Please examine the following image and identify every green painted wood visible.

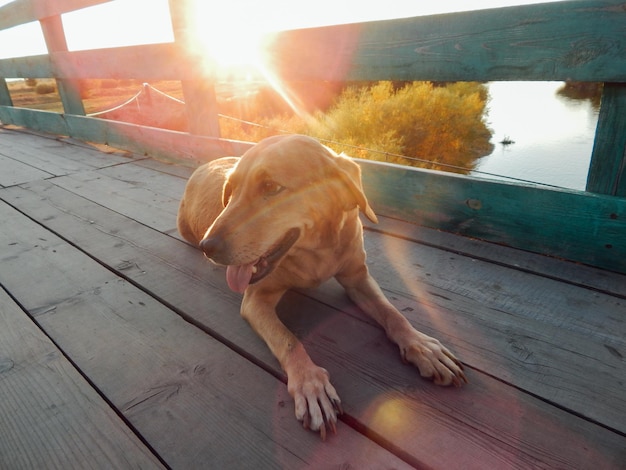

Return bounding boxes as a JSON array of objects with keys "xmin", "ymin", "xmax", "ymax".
[
  {"xmin": 51, "ymin": 44, "xmax": 190, "ymax": 80},
  {"xmin": 0, "ymin": 106, "xmax": 70, "ymax": 135},
  {"xmin": 2, "ymin": 2, "xmax": 625, "ymax": 83},
  {"xmin": 168, "ymin": 0, "xmax": 220, "ymax": 137},
  {"xmin": 180, "ymin": 79, "xmax": 221, "ymax": 137},
  {"xmin": 0, "ymin": 106, "xmax": 253, "ymax": 159},
  {"xmin": 40, "ymin": 14, "xmax": 85, "ymax": 115},
  {"xmin": 2, "ymin": 104, "xmax": 624, "ymax": 273},
  {"xmin": 362, "ymin": 215, "xmax": 626, "ymax": 298},
  {"xmin": 267, "ymin": 0, "xmax": 626, "ymax": 82},
  {"xmin": 586, "ymin": 83, "xmax": 626, "ymax": 196},
  {"xmin": 0, "ymin": 55, "xmax": 51, "ymax": 79},
  {"xmin": 0, "ymin": 79, "xmax": 12, "ymax": 106},
  {"xmin": 358, "ymin": 159, "xmax": 626, "ymax": 274}
]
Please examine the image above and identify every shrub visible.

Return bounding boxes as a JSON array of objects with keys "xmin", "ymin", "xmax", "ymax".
[
  {"xmin": 219, "ymin": 81, "xmax": 494, "ymax": 172},
  {"xmin": 35, "ymin": 83, "xmax": 56, "ymax": 95},
  {"xmin": 309, "ymin": 81, "xmax": 493, "ymax": 171}
]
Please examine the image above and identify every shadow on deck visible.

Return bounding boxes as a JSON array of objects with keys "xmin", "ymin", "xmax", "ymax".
[{"xmin": 1, "ymin": 126, "xmax": 624, "ymax": 469}]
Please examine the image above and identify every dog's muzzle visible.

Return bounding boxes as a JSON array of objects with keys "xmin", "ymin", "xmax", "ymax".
[
  {"xmin": 199, "ymin": 228, "xmax": 300, "ymax": 293},
  {"xmin": 199, "ymin": 234, "xmax": 226, "ymax": 262}
]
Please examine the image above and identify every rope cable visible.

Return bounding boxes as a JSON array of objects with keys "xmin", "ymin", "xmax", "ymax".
[{"xmin": 88, "ymin": 83, "xmax": 560, "ymax": 189}]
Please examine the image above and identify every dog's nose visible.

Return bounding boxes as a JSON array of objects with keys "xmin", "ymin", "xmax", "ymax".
[{"xmin": 199, "ymin": 235, "xmax": 224, "ymax": 259}]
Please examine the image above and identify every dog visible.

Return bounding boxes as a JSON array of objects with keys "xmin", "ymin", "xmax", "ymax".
[{"xmin": 177, "ymin": 134, "xmax": 467, "ymax": 439}]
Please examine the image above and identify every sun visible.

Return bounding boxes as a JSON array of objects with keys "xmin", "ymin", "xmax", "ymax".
[
  {"xmin": 182, "ymin": 1, "xmax": 310, "ymax": 118},
  {"xmin": 186, "ymin": 2, "xmax": 267, "ymax": 70}
]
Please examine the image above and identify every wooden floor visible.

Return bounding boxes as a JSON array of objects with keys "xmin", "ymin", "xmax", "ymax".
[{"xmin": 1, "ymin": 126, "xmax": 625, "ymax": 470}]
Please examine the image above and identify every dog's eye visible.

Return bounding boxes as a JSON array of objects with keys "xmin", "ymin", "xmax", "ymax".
[{"xmin": 261, "ymin": 180, "xmax": 285, "ymax": 196}]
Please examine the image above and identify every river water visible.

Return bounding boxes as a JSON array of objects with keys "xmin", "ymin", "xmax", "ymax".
[{"xmin": 471, "ymin": 82, "xmax": 600, "ymax": 191}]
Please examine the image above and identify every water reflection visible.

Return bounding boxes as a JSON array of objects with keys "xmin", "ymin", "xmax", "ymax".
[{"xmin": 472, "ymin": 82, "xmax": 600, "ymax": 191}]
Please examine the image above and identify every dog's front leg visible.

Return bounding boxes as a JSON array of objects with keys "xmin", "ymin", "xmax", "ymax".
[
  {"xmin": 337, "ymin": 267, "xmax": 467, "ymax": 387},
  {"xmin": 241, "ymin": 287, "xmax": 343, "ymax": 440}
]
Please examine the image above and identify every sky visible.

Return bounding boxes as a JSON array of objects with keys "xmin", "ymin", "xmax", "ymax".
[{"xmin": 0, "ymin": 0, "xmax": 564, "ymax": 62}]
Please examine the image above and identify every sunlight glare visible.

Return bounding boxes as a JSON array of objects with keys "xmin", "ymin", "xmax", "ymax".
[
  {"xmin": 366, "ymin": 395, "xmax": 416, "ymax": 437},
  {"xmin": 0, "ymin": 22, "xmax": 46, "ymax": 60},
  {"xmin": 187, "ymin": 2, "xmax": 267, "ymax": 69},
  {"xmin": 62, "ymin": 0, "xmax": 173, "ymax": 51}
]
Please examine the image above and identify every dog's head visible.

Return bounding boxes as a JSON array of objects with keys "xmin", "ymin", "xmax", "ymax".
[{"xmin": 200, "ymin": 134, "xmax": 377, "ymax": 293}]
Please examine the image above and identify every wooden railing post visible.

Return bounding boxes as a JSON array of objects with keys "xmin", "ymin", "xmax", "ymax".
[
  {"xmin": 586, "ymin": 83, "xmax": 626, "ymax": 197},
  {"xmin": 39, "ymin": 15, "xmax": 85, "ymax": 116},
  {"xmin": 168, "ymin": 0, "xmax": 221, "ymax": 137},
  {"xmin": 0, "ymin": 79, "xmax": 12, "ymax": 106}
]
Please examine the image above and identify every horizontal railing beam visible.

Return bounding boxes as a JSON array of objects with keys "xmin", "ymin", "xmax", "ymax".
[
  {"xmin": 266, "ymin": 0, "xmax": 626, "ymax": 82},
  {"xmin": 0, "ymin": 106, "xmax": 252, "ymax": 160},
  {"xmin": 0, "ymin": 44, "xmax": 191, "ymax": 80},
  {"xmin": 2, "ymin": 1, "xmax": 624, "ymax": 84}
]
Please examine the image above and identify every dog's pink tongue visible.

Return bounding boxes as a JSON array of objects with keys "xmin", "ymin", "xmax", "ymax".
[{"xmin": 226, "ymin": 264, "xmax": 254, "ymax": 294}]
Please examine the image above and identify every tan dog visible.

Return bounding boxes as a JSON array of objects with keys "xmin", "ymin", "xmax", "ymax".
[{"xmin": 178, "ymin": 135, "xmax": 466, "ymax": 439}]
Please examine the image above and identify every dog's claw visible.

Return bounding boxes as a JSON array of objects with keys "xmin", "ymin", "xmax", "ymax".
[
  {"xmin": 289, "ymin": 363, "xmax": 342, "ymax": 440},
  {"xmin": 328, "ymin": 417, "xmax": 337, "ymax": 436},
  {"xmin": 402, "ymin": 333, "xmax": 468, "ymax": 387},
  {"xmin": 332, "ymin": 398, "xmax": 344, "ymax": 416}
]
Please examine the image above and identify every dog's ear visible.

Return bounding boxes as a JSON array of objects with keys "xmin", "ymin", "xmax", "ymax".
[
  {"xmin": 222, "ymin": 180, "xmax": 233, "ymax": 207},
  {"xmin": 334, "ymin": 154, "xmax": 378, "ymax": 223}
]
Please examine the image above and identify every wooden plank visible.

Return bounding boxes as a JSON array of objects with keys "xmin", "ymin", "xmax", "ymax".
[
  {"xmin": 0, "ymin": 107, "xmax": 70, "ymax": 136},
  {"xmin": 311, "ymin": 233, "xmax": 626, "ymax": 430},
  {"xmin": 267, "ymin": 0, "xmax": 626, "ymax": 82},
  {"xmin": 363, "ymin": 216, "xmax": 626, "ymax": 299},
  {"xmin": 4, "ymin": 127, "xmax": 621, "ymax": 296},
  {"xmin": 0, "ymin": 127, "xmax": 132, "ymax": 175},
  {"xmin": 51, "ymin": 167, "xmax": 183, "ymax": 232},
  {"xmin": 0, "ymin": 153, "xmax": 53, "ymax": 187},
  {"xmin": 3, "ymin": 2, "xmax": 625, "ymax": 83},
  {"xmin": 168, "ymin": 0, "xmax": 221, "ymax": 137},
  {"xmin": 132, "ymin": 156, "xmax": 195, "ymax": 178},
  {"xmin": 31, "ymin": 159, "xmax": 626, "ymax": 430},
  {"xmin": 358, "ymin": 158, "xmax": 626, "ymax": 274},
  {"xmin": 0, "ymin": 199, "xmax": 413, "ymax": 470},
  {"xmin": 586, "ymin": 83, "xmax": 626, "ymax": 196},
  {"xmin": 12, "ymin": 176, "xmax": 626, "ymax": 434},
  {"xmin": 40, "ymin": 14, "xmax": 85, "ymax": 115},
  {"xmin": 0, "ymin": 109, "xmax": 253, "ymax": 161},
  {"xmin": 3, "ymin": 106, "xmax": 625, "ymax": 273},
  {"xmin": 0, "ymin": 78, "xmax": 12, "ymax": 106},
  {"xmin": 0, "ymin": 55, "xmax": 52, "ymax": 79},
  {"xmin": 4, "ymin": 178, "xmax": 625, "ymax": 468},
  {"xmin": 0, "ymin": 288, "xmax": 164, "ymax": 469},
  {"xmin": 0, "ymin": 44, "xmax": 189, "ymax": 80},
  {"xmin": 51, "ymin": 44, "xmax": 191, "ymax": 80}
]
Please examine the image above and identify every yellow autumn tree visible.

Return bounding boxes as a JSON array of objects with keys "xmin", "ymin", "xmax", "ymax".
[
  {"xmin": 219, "ymin": 81, "xmax": 493, "ymax": 173},
  {"xmin": 308, "ymin": 81, "xmax": 493, "ymax": 172}
]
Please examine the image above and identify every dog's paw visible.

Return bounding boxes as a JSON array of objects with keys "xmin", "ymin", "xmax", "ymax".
[
  {"xmin": 401, "ymin": 332, "xmax": 468, "ymax": 387},
  {"xmin": 287, "ymin": 364, "xmax": 343, "ymax": 440}
]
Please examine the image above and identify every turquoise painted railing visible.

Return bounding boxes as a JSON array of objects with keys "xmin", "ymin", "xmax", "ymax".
[{"xmin": 0, "ymin": 0, "xmax": 625, "ymax": 273}]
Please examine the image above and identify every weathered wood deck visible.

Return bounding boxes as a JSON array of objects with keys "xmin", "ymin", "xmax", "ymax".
[{"xmin": 1, "ymin": 125, "xmax": 625, "ymax": 469}]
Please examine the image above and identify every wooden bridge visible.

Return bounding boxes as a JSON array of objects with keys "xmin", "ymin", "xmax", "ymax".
[{"xmin": 1, "ymin": 0, "xmax": 625, "ymax": 468}]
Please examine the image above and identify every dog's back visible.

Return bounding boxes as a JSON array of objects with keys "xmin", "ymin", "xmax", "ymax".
[{"xmin": 177, "ymin": 157, "xmax": 239, "ymax": 246}]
